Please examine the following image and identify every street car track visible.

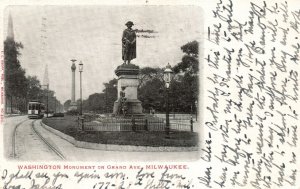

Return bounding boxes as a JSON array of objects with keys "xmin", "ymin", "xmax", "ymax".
[
  {"xmin": 12, "ymin": 119, "xmax": 28, "ymax": 158},
  {"xmin": 12, "ymin": 119, "xmax": 65, "ymax": 160},
  {"xmin": 31, "ymin": 120, "xmax": 66, "ymax": 160}
]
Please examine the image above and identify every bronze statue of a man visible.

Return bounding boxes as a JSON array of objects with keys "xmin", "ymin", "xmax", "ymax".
[{"xmin": 122, "ymin": 21, "xmax": 136, "ymax": 64}]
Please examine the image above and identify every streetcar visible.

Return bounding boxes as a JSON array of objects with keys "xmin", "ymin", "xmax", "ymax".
[{"xmin": 28, "ymin": 101, "xmax": 45, "ymax": 119}]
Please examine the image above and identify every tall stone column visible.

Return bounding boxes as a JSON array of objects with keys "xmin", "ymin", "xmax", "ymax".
[{"xmin": 69, "ymin": 60, "xmax": 77, "ymax": 110}]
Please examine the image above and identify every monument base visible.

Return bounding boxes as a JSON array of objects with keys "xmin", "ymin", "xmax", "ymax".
[
  {"xmin": 113, "ymin": 63, "xmax": 143, "ymax": 116},
  {"xmin": 113, "ymin": 99, "xmax": 143, "ymax": 116},
  {"xmin": 68, "ymin": 102, "xmax": 77, "ymax": 111}
]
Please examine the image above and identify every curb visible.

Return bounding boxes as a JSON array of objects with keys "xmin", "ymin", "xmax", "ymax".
[
  {"xmin": 5, "ymin": 114, "xmax": 26, "ymax": 118},
  {"xmin": 41, "ymin": 121, "xmax": 199, "ymax": 152}
]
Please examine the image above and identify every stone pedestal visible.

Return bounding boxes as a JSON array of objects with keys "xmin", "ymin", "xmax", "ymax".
[
  {"xmin": 68, "ymin": 102, "xmax": 77, "ymax": 111},
  {"xmin": 113, "ymin": 63, "xmax": 143, "ymax": 115}
]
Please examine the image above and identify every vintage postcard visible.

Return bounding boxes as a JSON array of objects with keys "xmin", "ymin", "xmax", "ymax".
[{"xmin": 0, "ymin": 0, "xmax": 299, "ymax": 188}]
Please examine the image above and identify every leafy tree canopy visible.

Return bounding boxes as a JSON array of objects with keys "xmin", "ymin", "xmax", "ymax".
[
  {"xmin": 4, "ymin": 39, "xmax": 27, "ymax": 98},
  {"xmin": 180, "ymin": 40, "xmax": 198, "ymax": 57}
]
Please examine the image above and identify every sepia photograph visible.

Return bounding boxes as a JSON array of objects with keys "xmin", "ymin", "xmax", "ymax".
[
  {"xmin": 1, "ymin": 0, "xmax": 299, "ymax": 188},
  {"xmin": 3, "ymin": 5, "xmax": 202, "ymax": 161}
]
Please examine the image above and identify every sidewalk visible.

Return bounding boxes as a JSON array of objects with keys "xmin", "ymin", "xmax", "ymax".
[{"xmin": 5, "ymin": 113, "xmax": 26, "ymax": 118}]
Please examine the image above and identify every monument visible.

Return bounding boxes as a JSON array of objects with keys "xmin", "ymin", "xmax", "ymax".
[
  {"xmin": 69, "ymin": 59, "xmax": 77, "ymax": 110},
  {"xmin": 113, "ymin": 21, "xmax": 143, "ymax": 116}
]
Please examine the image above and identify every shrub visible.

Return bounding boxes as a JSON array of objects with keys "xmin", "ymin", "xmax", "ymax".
[{"xmin": 66, "ymin": 109, "xmax": 79, "ymax": 116}]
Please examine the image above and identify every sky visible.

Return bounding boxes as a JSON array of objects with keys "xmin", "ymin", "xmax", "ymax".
[{"xmin": 5, "ymin": 5, "xmax": 202, "ymax": 103}]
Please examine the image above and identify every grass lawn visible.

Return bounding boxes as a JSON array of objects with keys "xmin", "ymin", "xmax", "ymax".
[{"xmin": 42, "ymin": 115, "xmax": 199, "ymax": 147}]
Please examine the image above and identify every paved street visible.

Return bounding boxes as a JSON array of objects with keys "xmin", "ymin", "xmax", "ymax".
[{"xmin": 4, "ymin": 116, "xmax": 200, "ymax": 161}]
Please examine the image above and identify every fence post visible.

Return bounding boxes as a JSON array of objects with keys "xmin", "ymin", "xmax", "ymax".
[
  {"xmin": 81, "ymin": 117, "xmax": 85, "ymax": 131},
  {"xmin": 77, "ymin": 116, "xmax": 80, "ymax": 131},
  {"xmin": 190, "ymin": 116, "xmax": 193, "ymax": 132},
  {"xmin": 144, "ymin": 118, "xmax": 148, "ymax": 131},
  {"xmin": 132, "ymin": 116, "xmax": 136, "ymax": 132}
]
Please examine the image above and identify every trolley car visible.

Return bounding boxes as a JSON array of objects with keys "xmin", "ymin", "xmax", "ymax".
[{"xmin": 28, "ymin": 101, "xmax": 45, "ymax": 119}]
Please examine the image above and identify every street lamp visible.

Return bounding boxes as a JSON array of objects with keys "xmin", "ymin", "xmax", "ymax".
[
  {"xmin": 54, "ymin": 96, "xmax": 56, "ymax": 113},
  {"xmin": 79, "ymin": 61, "xmax": 83, "ymax": 116},
  {"xmin": 163, "ymin": 63, "xmax": 173, "ymax": 138},
  {"xmin": 195, "ymin": 100, "xmax": 198, "ymax": 121}
]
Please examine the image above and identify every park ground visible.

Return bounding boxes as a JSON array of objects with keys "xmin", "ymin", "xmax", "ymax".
[
  {"xmin": 5, "ymin": 115, "xmax": 200, "ymax": 161},
  {"xmin": 42, "ymin": 114, "xmax": 199, "ymax": 147}
]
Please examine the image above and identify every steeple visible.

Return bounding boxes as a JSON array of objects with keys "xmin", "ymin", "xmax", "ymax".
[
  {"xmin": 7, "ymin": 12, "xmax": 14, "ymax": 40},
  {"xmin": 43, "ymin": 64, "xmax": 49, "ymax": 89}
]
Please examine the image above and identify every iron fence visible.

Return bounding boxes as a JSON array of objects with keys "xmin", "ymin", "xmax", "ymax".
[{"xmin": 78, "ymin": 115, "xmax": 194, "ymax": 132}]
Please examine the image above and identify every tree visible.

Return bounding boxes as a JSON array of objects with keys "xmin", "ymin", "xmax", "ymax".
[
  {"xmin": 4, "ymin": 39, "xmax": 27, "ymax": 97},
  {"xmin": 137, "ymin": 40, "xmax": 199, "ymax": 113},
  {"xmin": 84, "ymin": 93, "xmax": 106, "ymax": 113},
  {"xmin": 138, "ymin": 67, "xmax": 163, "ymax": 88},
  {"xmin": 138, "ymin": 77, "xmax": 165, "ymax": 112},
  {"xmin": 26, "ymin": 76, "xmax": 42, "ymax": 101},
  {"xmin": 4, "ymin": 38, "xmax": 27, "ymax": 113},
  {"xmin": 181, "ymin": 40, "xmax": 198, "ymax": 57},
  {"xmin": 76, "ymin": 79, "xmax": 117, "ymax": 114},
  {"xmin": 103, "ymin": 79, "xmax": 118, "ymax": 113},
  {"xmin": 171, "ymin": 40, "xmax": 199, "ymax": 113},
  {"xmin": 64, "ymin": 100, "xmax": 71, "ymax": 112},
  {"xmin": 173, "ymin": 40, "xmax": 199, "ymax": 74}
]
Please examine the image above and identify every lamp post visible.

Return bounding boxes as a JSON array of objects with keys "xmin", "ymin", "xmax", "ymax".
[
  {"xmin": 54, "ymin": 96, "xmax": 56, "ymax": 113},
  {"xmin": 79, "ymin": 61, "xmax": 83, "ymax": 116},
  {"xmin": 163, "ymin": 63, "xmax": 173, "ymax": 138},
  {"xmin": 105, "ymin": 86, "xmax": 108, "ymax": 113},
  {"xmin": 195, "ymin": 100, "xmax": 198, "ymax": 121},
  {"xmin": 78, "ymin": 61, "xmax": 84, "ymax": 132}
]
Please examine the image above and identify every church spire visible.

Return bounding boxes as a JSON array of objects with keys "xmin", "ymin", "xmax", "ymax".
[{"xmin": 7, "ymin": 12, "xmax": 14, "ymax": 40}]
